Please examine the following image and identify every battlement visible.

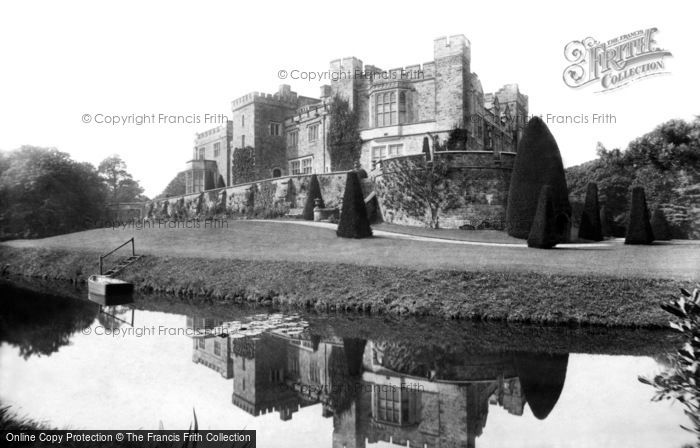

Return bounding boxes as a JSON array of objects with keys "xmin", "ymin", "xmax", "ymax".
[
  {"xmin": 283, "ymin": 102, "xmax": 329, "ymax": 127},
  {"xmin": 231, "ymin": 85, "xmax": 304, "ymax": 110},
  {"xmin": 195, "ymin": 121, "xmax": 232, "ymax": 141},
  {"xmin": 370, "ymin": 61, "xmax": 435, "ymax": 84},
  {"xmin": 434, "ymin": 34, "xmax": 471, "ymax": 59},
  {"xmin": 329, "ymin": 56, "xmax": 364, "ymax": 75},
  {"xmin": 495, "ymin": 84, "xmax": 529, "ymax": 105}
]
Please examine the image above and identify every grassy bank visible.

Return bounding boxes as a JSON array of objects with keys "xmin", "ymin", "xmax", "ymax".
[
  {"xmin": 3, "ymin": 221, "xmax": 699, "ymax": 279},
  {"xmin": 0, "ymin": 245, "xmax": 691, "ymax": 327}
]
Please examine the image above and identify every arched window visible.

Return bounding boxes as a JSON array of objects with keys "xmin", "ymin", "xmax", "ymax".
[{"xmin": 272, "ymin": 168, "xmax": 282, "ymax": 178}]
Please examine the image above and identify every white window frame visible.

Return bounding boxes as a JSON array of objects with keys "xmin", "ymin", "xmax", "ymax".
[
  {"xmin": 289, "ymin": 156, "xmax": 313, "ymax": 175},
  {"xmin": 213, "ymin": 142, "xmax": 221, "ymax": 157}
]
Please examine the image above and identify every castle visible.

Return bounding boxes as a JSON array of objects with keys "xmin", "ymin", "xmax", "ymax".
[
  {"xmin": 184, "ymin": 35, "xmax": 528, "ymax": 195},
  {"xmin": 188, "ymin": 315, "xmax": 567, "ymax": 448}
]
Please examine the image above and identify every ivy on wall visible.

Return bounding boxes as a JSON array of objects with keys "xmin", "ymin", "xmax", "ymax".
[
  {"xmin": 376, "ymin": 156, "xmax": 462, "ymax": 229},
  {"xmin": 232, "ymin": 146, "xmax": 256, "ymax": 184},
  {"xmin": 328, "ymin": 95, "xmax": 362, "ymax": 171}
]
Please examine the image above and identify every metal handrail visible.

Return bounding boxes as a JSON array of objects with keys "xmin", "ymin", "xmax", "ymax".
[{"xmin": 99, "ymin": 238, "xmax": 135, "ymax": 275}]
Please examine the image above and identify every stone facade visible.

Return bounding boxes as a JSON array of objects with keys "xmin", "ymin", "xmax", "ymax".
[
  {"xmin": 185, "ymin": 34, "xmax": 527, "ymax": 186},
  {"xmin": 186, "ymin": 122, "xmax": 232, "ymax": 194},
  {"xmin": 177, "ymin": 34, "xmax": 529, "ymax": 228}
]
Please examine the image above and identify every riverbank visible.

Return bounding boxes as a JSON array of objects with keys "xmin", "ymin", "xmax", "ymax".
[{"xmin": 0, "ymin": 242, "xmax": 692, "ymax": 327}]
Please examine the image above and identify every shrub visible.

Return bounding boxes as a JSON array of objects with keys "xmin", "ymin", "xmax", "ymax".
[
  {"xmin": 506, "ymin": 117, "xmax": 571, "ymax": 240},
  {"xmin": 422, "ymin": 137, "xmax": 432, "ymax": 161},
  {"xmin": 303, "ymin": 174, "xmax": 324, "ymax": 221},
  {"xmin": 578, "ymin": 183, "xmax": 603, "ymax": 241},
  {"xmin": 527, "ymin": 185, "xmax": 558, "ymax": 249},
  {"xmin": 639, "ymin": 287, "xmax": 700, "ymax": 437},
  {"xmin": 599, "ymin": 205, "xmax": 616, "ymax": 238},
  {"xmin": 650, "ymin": 206, "xmax": 672, "ymax": 240},
  {"xmin": 625, "ymin": 186, "xmax": 654, "ymax": 244},
  {"xmin": 245, "ymin": 184, "xmax": 256, "ymax": 218},
  {"xmin": 337, "ymin": 172, "xmax": 372, "ymax": 238}
]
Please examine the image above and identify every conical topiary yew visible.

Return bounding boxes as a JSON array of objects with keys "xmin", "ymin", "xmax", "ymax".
[
  {"xmin": 578, "ymin": 182, "xmax": 603, "ymax": 241},
  {"xmin": 650, "ymin": 205, "xmax": 672, "ymax": 241},
  {"xmin": 625, "ymin": 186, "xmax": 654, "ymax": 245},
  {"xmin": 337, "ymin": 171, "xmax": 372, "ymax": 239},
  {"xmin": 527, "ymin": 185, "xmax": 558, "ymax": 249},
  {"xmin": 302, "ymin": 174, "xmax": 324, "ymax": 220},
  {"xmin": 599, "ymin": 205, "xmax": 614, "ymax": 238},
  {"xmin": 506, "ymin": 116, "xmax": 571, "ymax": 240}
]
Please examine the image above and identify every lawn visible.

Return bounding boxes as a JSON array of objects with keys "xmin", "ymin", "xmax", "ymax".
[{"xmin": 2, "ymin": 220, "xmax": 698, "ymax": 280}]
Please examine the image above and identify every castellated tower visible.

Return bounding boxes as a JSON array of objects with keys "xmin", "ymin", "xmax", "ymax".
[
  {"xmin": 329, "ymin": 57, "xmax": 363, "ymax": 111},
  {"xmin": 434, "ymin": 35, "xmax": 472, "ymax": 131}
]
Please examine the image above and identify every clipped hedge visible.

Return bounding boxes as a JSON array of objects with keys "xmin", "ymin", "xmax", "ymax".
[
  {"xmin": 579, "ymin": 183, "xmax": 603, "ymax": 241},
  {"xmin": 625, "ymin": 186, "xmax": 654, "ymax": 245},
  {"xmin": 528, "ymin": 185, "xmax": 558, "ymax": 249},
  {"xmin": 337, "ymin": 171, "xmax": 372, "ymax": 238},
  {"xmin": 506, "ymin": 117, "xmax": 570, "ymax": 240},
  {"xmin": 650, "ymin": 206, "xmax": 672, "ymax": 241},
  {"xmin": 302, "ymin": 174, "xmax": 324, "ymax": 220}
]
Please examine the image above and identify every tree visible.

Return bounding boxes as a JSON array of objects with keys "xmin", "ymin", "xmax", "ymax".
[
  {"xmin": 650, "ymin": 206, "xmax": 672, "ymax": 240},
  {"xmin": 337, "ymin": 171, "xmax": 372, "ymax": 238},
  {"xmin": 98, "ymin": 155, "xmax": 145, "ymax": 203},
  {"xmin": 0, "ymin": 146, "xmax": 107, "ymax": 239},
  {"xmin": 566, "ymin": 117, "xmax": 700, "ymax": 239},
  {"xmin": 506, "ymin": 117, "xmax": 571, "ymax": 240},
  {"xmin": 527, "ymin": 185, "xmax": 558, "ymax": 249},
  {"xmin": 625, "ymin": 186, "xmax": 654, "ymax": 245},
  {"xmin": 159, "ymin": 171, "xmax": 186, "ymax": 198},
  {"xmin": 302, "ymin": 174, "xmax": 324, "ymax": 220},
  {"xmin": 328, "ymin": 95, "xmax": 362, "ymax": 171},
  {"xmin": 375, "ymin": 155, "xmax": 461, "ymax": 229},
  {"xmin": 446, "ymin": 127, "xmax": 469, "ymax": 151},
  {"xmin": 578, "ymin": 183, "xmax": 603, "ymax": 241}
]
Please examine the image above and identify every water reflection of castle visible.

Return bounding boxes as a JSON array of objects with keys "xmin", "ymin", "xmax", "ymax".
[{"xmin": 187, "ymin": 316, "xmax": 568, "ymax": 448}]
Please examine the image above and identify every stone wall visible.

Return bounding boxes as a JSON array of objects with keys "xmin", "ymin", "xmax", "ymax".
[
  {"xmin": 145, "ymin": 171, "xmax": 351, "ymax": 221},
  {"xmin": 373, "ymin": 152, "xmax": 515, "ymax": 229}
]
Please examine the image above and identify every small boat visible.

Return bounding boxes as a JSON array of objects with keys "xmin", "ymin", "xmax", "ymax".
[{"xmin": 88, "ymin": 275, "xmax": 134, "ymax": 306}]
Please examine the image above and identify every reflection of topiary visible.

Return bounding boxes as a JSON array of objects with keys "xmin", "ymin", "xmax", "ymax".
[
  {"xmin": 579, "ymin": 183, "xmax": 603, "ymax": 241},
  {"xmin": 650, "ymin": 205, "xmax": 672, "ymax": 241},
  {"xmin": 337, "ymin": 172, "xmax": 372, "ymax": 238},
  {"xmin": 527, "ymin": 185, "xmax": 558, "ymax": 249},
  {"xmin": 506, "ymin": 117, "xmax": 570, "ymax": 240},
  {"xmin": 625, "ymin": 186, "xmax": 654, "ymax": 244},
  {"xmin": 303, "ymin": 174, "xmax": 324, "ymax": 221}
]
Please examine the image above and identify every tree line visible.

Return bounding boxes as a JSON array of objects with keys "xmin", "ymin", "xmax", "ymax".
[
  {"xmin": 566, "ymin": 117, "xmax": 700, "ymax": 238},
  {"xmin": 0, "ymin": 146, "xmax": 146, "ymax": 240}
]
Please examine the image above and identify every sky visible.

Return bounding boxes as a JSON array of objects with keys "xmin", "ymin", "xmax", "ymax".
[{"xmin": 0, "ymin": 0, "xmax": 698, "ymax": 197}]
